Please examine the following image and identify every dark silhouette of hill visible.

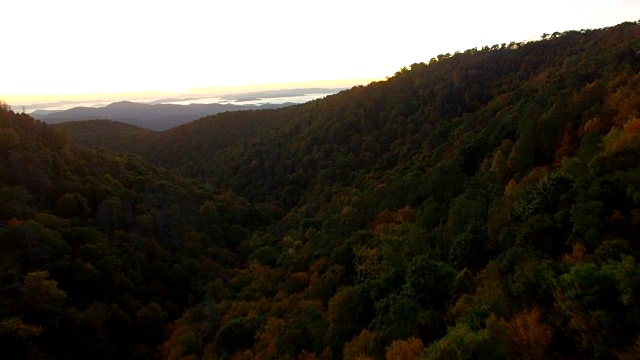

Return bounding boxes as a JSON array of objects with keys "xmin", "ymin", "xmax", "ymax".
[
  {"xmin": 34, "ymin": 101, "xmax": 294, "ymax": 130},
  {"xmin": 30, "ymin": 109, "xmax": 61, "ymax": 117},
  {"xmin": 53, "ymin": 120, "xmax": 153, "ymax": 151},
  {"xmin": 56, "ymin": 107, "xmax": 300, "ymax": 164}
]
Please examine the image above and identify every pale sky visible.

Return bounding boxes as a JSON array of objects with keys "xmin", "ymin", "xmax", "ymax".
[{"xmin": 2, "ymin": 0, "xmax": 639, "ymax": 103}]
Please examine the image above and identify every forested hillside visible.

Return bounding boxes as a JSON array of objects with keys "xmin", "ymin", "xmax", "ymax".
[
  {"xmin": 8, "ymin": 20, "xmax": 640, "ymax": 359},
  {"xmin": 0, "ymin": 106, "xmax": 274, "ymax": 359},
  {"xmin": 53, "ymin": 120, "xmax": 152, "ymax": 151},
  {"xmin": 56, "ymin": 109, "xmax": 296, "ymax": 176}
]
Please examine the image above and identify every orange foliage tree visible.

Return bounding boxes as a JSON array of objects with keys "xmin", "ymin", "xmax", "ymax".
[
  {"xmin": 385, "ymin": 337, "xmax": 424, "ymax": 360},
  {"xmin": 506, "ymin": 307, "xmax": 553, "ymax": 360}
]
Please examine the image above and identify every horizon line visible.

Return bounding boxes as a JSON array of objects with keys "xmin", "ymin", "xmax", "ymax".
[{"xmin": 2, "ymin": 78, "xmax": 382, "ymax": 106}]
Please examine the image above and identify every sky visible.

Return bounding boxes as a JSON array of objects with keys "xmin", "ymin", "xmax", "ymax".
[{"xmin": 2, "ymin": 0, "xmax": 639, "ymax": 104}]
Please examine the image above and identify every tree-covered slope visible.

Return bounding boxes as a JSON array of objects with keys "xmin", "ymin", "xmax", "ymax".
[
  {"xmin": 53, "ymin": 120, "xmax": 153, "ymax": 152},
  {"xmin": 145, "ymin": 22, "xmax": 640, "ymax": 359},
  {"xmin": 203, "ymin": 22, "xmax": 640, "ymax": 208},
  {"xmin": 0, "ymin": 106, "xmax": 276, "ymax": 359},
  {"xmin": 58, "ymin": 108, "xmax": 297, "ymax": 177}
]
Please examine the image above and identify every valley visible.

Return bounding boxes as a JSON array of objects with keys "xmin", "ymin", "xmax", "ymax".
[{"xmin": 2, "ymin": 21, "xmax": 640, "ymax": 360}]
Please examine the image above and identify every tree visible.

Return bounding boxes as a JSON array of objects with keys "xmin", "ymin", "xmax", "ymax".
[
  {"xmin": 385, "ymin": 337, "xmax": 424, "ymax": 360},
  {"xmin": 506, "ymin": 308, "xmax": 553, "ymax": 360},
  {"xmin": 327, "ymin": 286, "xmax": 361, "ymax": 353},
  {"xmin": 19, "ymin": 271, "xmax": 68, "ymax": 320},
  {"xmin": 216, "ymin": 317, "xmax": 257, "ymax": 354},
  {"xmin": 0, "ymin": 318, "xmax": 44, "ymax": 359},
  {"xmin": 136, "ymin": 302, "xmax": 168, "ymax": 343},
  {"xmin": 343, "ymin": 329, "xmax": 375, "ymax": 360},
  {"xmin": 404, "ymin": 256, "xmax": 455, "ymax": 310},
  {"xmin": 55, "ymin": 193, "xmax": 90, "ymax": 218}
]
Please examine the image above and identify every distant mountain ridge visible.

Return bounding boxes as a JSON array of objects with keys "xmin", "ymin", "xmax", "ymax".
[{"xmin": 33, "ymin": 100, "xmax": 294, "ymax": 131}]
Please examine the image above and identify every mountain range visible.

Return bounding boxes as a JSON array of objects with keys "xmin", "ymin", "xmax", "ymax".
[
  {"xmin": 33, "ymin": 100, "xmax": 294, "ymax": 131},
  {"xmin": 28, "ymin": 88, "xmax": 346, "ymax": 131}
]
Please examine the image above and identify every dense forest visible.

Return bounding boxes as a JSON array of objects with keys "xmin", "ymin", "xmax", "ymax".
[{"xmin": 3, "ymin": 21, "xmax": 640, "ymax": 359}]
